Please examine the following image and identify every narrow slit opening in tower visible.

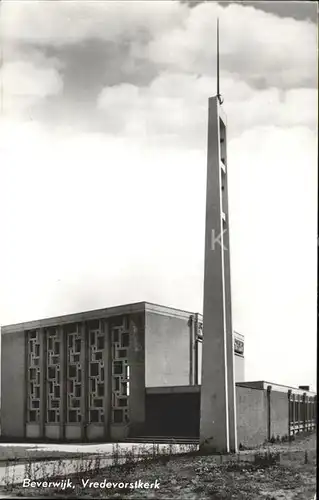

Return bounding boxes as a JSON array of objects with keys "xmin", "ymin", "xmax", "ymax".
[{"xmin": 219, "ymin": 118, "xmax": 227, "ymax": 166}]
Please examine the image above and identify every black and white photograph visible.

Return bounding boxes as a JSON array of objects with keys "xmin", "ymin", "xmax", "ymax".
[{"xmin": 0, "ymin": 1, "xmax": 317, "ymax": 498}]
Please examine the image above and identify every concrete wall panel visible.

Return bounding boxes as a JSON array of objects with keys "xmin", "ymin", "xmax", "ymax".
[
  {"xmin": 145, "ymin": 312, "xmax": 190, "ymax": 387},
  {"xmin": 26, "ymin": 424, "xmax": 41, "ymax": 439},
  {"xmin": 128, "ymin": 313, "xmax": 145, "ymax": 435},
  {"xmin": 270, "ymin": 390, "xmax": 289, "ymax": 438},
  {"xmin": 1, "ymin": 331, "xmax": 26, "ymax": 438},
  {"xmin": 110, "ymin": 424, "xmax": 129, "ymax": 441},
  {"xmin": 45, "ymin": 425, "xmax": 62, "ymax": 440},
  {"xmin": 65, "ymin": 425, "xmax": 82, "ymax": 441},
  {"xmin": 235, "ymin": 355, "xmax": 245, "ymax": 382},
  {"xmin": 236, "ymin": 386, "xmax": 268, "ymax": 447},
  {"xmin": 86, "ymin": 424, "xmax": 105, "ymax": 441}
]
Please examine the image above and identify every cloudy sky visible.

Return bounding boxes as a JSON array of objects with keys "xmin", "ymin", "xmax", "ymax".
[{"xmin": 0, "ymin": 1, "xmax": 317, "ymax": 390}]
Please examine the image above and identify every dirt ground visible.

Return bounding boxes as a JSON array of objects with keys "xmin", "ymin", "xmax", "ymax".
[{"xmin": 1, "ymin": 433, "xmax": 317, "ymax": 499}]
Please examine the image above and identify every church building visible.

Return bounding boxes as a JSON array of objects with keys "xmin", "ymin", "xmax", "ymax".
[{"xmin": 0, "ymin": 301, "xmax": 244, "ymax": 441}]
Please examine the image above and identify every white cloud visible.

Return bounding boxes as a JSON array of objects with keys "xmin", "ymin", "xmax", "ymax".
[
  {"xmin": 1, "ymin": 1, "xmax": 316, "ymax": 90},
  {"xmin": 0, "ymin": 1, "xmax": 188, "ymax": 46},
  {"xmin": 0, "ymin": 58, "xmax": 63, "ymax": 115},
  {"xmin": 97, "ymin": 72, "xmax": 317, "ymax": 146},
  {"xmin": 145, "ymin": 3, "xmax": 316, "ymax": 89}
]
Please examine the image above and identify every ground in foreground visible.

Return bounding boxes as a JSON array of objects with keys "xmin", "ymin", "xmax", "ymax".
[{"xmin": 2, "ymin": 433, "xmax": 317, "ymax": 499}]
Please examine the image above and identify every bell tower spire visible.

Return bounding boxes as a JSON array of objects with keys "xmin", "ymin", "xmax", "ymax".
[{"xmin": 200, "ymin": 18, "xmax": 237, "ymax": 454}]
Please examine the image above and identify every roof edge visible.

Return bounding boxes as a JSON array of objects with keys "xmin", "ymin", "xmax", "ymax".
[{"xmin": 1, "ymin": 301, "xmax": 202, "ymax": 334}]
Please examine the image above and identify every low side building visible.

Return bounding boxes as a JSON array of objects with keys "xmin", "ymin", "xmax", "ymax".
[{"xmin": 145, "ymin": 383, "xmax": 317, "ymax": 447}]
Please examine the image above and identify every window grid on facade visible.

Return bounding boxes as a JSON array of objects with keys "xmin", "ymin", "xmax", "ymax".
[
  {"xmin": 88, "ymin": 321, "xmax": 105, "ymax": 423},
  {"xmin": 289, "ymin": 394, "xmax": 316, "ymax": 436},
  {"xmin": 46, "ymin": 327, "xmax": 61, "ymax": 423},
  {"xmin": 27, "ymin": 330, "xmax": 41, "ymax": 423},
  {"xmin": 66, "ymin": 324, "xmax": 83, "ymax": 423},
  {"xmin": 111, "ymin": 320, "xmax": 130, "ymax": 424}
]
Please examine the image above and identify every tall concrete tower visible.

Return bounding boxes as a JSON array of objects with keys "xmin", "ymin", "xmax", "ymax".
[{"xmin": 199, "ymin": 21, "xmax": 237, "ymax": 453}]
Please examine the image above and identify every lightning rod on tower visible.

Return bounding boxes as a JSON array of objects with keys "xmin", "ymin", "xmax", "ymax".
[{"xmin": 217, "ymin": 18, "xmax": 224, "ymax": 105}]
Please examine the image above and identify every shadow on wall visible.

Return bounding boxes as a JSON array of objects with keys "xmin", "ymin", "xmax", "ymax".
[{"xmin": 145, "ymin": 393, "xmax": 200, "ymax": 438}]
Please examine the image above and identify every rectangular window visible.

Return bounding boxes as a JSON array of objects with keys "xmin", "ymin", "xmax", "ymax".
[
  {"xmin": 68, "ymin": 365, "xmax": 76, "ymax": 378},
  {"xmin": 90, "ymin": 410, "xmax": 99, "ymax": 423},
  {"xmin": 94, "ymin": 399, "xmax": 103, "ymax": 408},
  {"xmin": 97, "ymin": 336, "xmax": 104, "ymax": 350},
  {"xmin": 118, "ymin": 349, "xmax": 127, "ymax": 359},
  {"xmin": 29, "ymin": 410, "xmax": 37, "ymax": 422},
  {"xmin": 113, "ymin": 409, "xmax": 123, "ymax": 423},
  {"xmin": 118, "ymin": 398, "xmax": 128, "ymax": 408},
  {"xmin": 48, "ymin": 410, "xmax": 56, "ymax": 423},
  {"xmin": 68, "ymin": 410, "xmax": 77, "ymax": 423},
  {"xmin": 97, "ymin": 384, "xmax": 104, "ymax": 397},
  {"xmin": 112, "ymin": 330, "xmax": 119, "ymax": 343},
  {"xmin": 114, "ymin": 377, "xmax": 120, "ymax": 391},
  {"xmin": 90, "ymin": 363, "xmax": 99, "ymax": 377},
  {"xmin": 122, "ymin": 332, "xmax": 129, "ymax": 347},
  {"xmin": 114, "ymin": 361, "xmax": 123, "ymax": 375},
  {"xmin": 48, "ymin": 367, "xmax": 56, "ymax": 379}
]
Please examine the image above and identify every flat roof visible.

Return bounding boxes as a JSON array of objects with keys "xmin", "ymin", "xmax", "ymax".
[
  {"xmin": 0, "ymin": 301, "xmax": 203, "ymax": 334},
  {"xmin": 237, "ymin": 381, "xmax": 317, "ymax": 397},
  {"xmin": 147, "ymin": 382, "xmax": 316, "ymax": 397}
]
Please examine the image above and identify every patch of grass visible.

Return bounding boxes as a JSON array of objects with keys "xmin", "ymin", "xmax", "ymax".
[{"xmin": 0, "ymin": 434, "xmax": 316, "ymax": 499}]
